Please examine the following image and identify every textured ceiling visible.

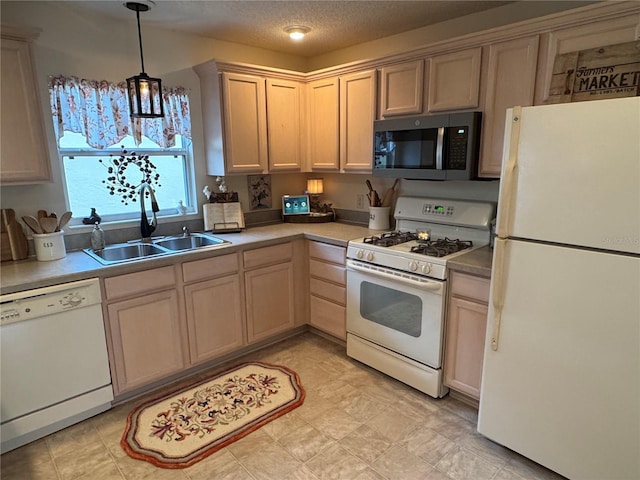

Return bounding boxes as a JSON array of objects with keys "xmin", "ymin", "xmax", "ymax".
[{"xmin": 56, "ymin": 1, "xmax": 519, "ymax": 57}]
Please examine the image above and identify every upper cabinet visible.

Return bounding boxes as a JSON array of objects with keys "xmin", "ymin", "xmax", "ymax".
[
  {"xmin": 1, "ymin": 26, "xmax": 52, "ymax": 185},
  {"xmin": 221, "ymin": 72, "xmax": 268, "ymax": 174},
  {"xmin": 340, "ymin": 69, "xmax": 377, "ymax": 172},
  {"xmin": 266, "ymin": 78, "xmax": 303, "ymax": 171},
  {"xmin": 307, "ymin": 77, "xmax": 340, "ymax": 171},
  {"xmin": 428, "ymin": 48, "xmax": 481, "ymax": 112},
  {"xmin": 479, "ymin": 36, "xmax": 539, "ymax": 178},
  {"xmin": 379, "ymin": 60, "xmax": 425, "ymax": 117}
]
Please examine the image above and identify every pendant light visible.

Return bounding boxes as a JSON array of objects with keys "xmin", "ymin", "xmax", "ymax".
[{"xmin": 125, "ymin": 1, "xmax": 164, "ymax": 118}]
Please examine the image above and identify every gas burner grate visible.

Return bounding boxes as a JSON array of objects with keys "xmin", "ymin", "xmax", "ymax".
[
  {"xmin": 363, "ymin": 231, "xmax": 419, "ymax": 247},
  {"xmin": 410, "ymin": 238, "xmax": 473, "ymax": 258}
]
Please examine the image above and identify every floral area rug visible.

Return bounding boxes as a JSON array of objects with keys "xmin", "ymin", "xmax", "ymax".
[{"xmin": 121, "ymin": 362, "xmax": 305, "ymax": 468}]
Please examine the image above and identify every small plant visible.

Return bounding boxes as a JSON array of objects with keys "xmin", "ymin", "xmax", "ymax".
[{"xmin": 100, "ymin": 147, "xmax": 161, "ymax": 205}]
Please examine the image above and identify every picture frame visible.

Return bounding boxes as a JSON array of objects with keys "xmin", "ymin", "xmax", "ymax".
[{"xmin": 247, "ymin": 174, "xmax": 272, "ymax": 210}]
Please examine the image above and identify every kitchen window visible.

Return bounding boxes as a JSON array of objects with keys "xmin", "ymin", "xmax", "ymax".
[{"xmin": 49, "ymin": 75, "xmax": 194, "ymax": 225}]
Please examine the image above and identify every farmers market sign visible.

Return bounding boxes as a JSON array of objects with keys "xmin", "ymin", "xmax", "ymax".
[{"xmin": 547, "ymin": 40, "xmax": 640, "ymax": 104}]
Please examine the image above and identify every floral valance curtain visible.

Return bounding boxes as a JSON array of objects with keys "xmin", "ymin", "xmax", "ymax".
[{"xmin": 48, "ymin": 75, "xmax": 191, "ymax": 149}]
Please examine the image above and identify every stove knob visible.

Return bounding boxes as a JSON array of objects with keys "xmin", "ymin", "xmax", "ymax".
[
  {"xmin": 356, "ymin": 249, "xmax": 364, "ymax": 259},
  {"xmin": 409, "ymin": 260, "xmax": 418, "ymax": 271},
  {"xmin": 421, "ymin": 263, "xmax": 432, "ymax": 274},
  {"xmin": 366, "ymin": 251, "xmax": 375, "ymax": 262}
]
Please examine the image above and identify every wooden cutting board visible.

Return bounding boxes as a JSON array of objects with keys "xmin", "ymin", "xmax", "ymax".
[{"xmin": 1, "ymin": 209, "xmax": 29, "ymax": 261}]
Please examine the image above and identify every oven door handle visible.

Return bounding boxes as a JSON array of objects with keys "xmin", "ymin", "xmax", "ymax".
[{"xmin": 347, "ymin": 261, "xmax": 443, "ymax": 294}]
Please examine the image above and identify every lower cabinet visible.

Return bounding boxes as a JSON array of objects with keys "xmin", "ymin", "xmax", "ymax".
[
  {"xmin": 103, "ymin": 241, "xmax": 306, "ymax": 397},
  {"xmin": 243, "ymin": 242, "xmax": 296, "ymax": 343},
  {"xmin": 308, "ymin": 240, "xmax": 346, "ymax": 339},
  {"xmin": 444, "ymin": 271, "xmax": 490, "ymax": 400},
  {"xmin": 104, "ymin": 266, "xmax": 188, "ymax": 395},
  {"xmin": 182, "ymin": 254, "xmax": 244, "ymax": 365}
]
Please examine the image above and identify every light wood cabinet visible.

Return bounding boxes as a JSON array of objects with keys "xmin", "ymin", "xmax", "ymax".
[
  {"xmin": 182, "ymin": 254, "xmax": 244, "ymax": 365},
  {"xmin": 308, "ymin": 241, "xmax": 346, "ymax": 339},
  {"xmin": 1, "ymin": 26, "xmax": 51, "ymax": 185},
  {"xmin": 479, "ymin": 36, "xmax": 539, "ymax": 177},
  {"xmin": 243, "ymin": 243, "xmax": 296, "ymax": 343},
  {"xmin": 220, "ymin": 72, "xmax": 303, "ymax": 174},
  {"xmin": 266, "ymin": 78, "xmax": 302, "ymax": 171},
  {"xmin": 340, "ymin": 69, "xmax": 377, "ymax": 172},
  {"xmin": 221, "ymin": 72, "xmax": 268, "ymax": 173},
  {"xmin": 444, "ymin": 271, "xmax": 490, "ymax": 401},
  {"xmin": 379, "ymin": 60, "xmax": 425, "ymax": 117},
  {"xmin": 104, "ymin": 266, "xmax": 188, "ymax": 395},
  {"xmin": 307, "ymin": 77, "xmax": 340, "ymax": 171},
  {"xmin": 428, "ymin": 48, "xmax": 481, "ymax": 113}
]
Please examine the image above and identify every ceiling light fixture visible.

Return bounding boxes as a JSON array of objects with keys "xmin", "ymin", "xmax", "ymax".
[
  {"xmin": 125, "ymin": 1, "xmax": 164, "ymax": 118},
  {"xmin": 284, "ymin": 25, "xmax": 310, "ymax": 41}
]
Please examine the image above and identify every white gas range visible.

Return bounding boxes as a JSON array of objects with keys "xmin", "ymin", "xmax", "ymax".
[{"xmin": 346, "ymin": 196, "xmax": 495, "ymax": 398}]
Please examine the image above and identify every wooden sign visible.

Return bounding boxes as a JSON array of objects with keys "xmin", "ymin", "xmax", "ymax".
[{"xmin": 547, "ymin": 40, "xmax": 640, "ymax": 104}]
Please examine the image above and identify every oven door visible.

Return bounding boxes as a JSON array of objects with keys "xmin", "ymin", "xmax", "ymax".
[{"xmin": 346, "ymin": 259, "xmax": 446, "ymax": 368}]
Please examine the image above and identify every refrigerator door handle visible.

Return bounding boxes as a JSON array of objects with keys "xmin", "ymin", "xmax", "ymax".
[
  {"xmin": 495, "ymin": 107, "xmax": 522, "ymax": 238},
  {"xmin": 490, "ymin": 237, "xmax": 509, "ymax": 351}
]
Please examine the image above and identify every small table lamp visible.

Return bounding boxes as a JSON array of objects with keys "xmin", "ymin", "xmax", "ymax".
[{"xmin": 306, "ymin": 178, "xmax": 324, "ymax": 211}]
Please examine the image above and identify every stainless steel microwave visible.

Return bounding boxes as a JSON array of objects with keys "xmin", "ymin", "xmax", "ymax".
[{"xmin": 373, "ymin": 111, "xmax": 481, "ymax": 180}]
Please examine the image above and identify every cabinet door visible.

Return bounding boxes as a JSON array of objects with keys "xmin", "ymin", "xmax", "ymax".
[
  {"xmin": 479, "ymin": 36, "xmax": 539, "ymax": 178},
  {"xmin": 184, "ymin": 275, "xmax": 244, "ymax": 365},
  {"xmin": 536, "ymin": 15, "xmax": 640, "ymax": 105},
  {"xmin": 245, "ymin": 262, "xmax": 295, "ymax": 343},
  {"xmin": 107, "ymin": 290, "xmax": 187, "ymax": 394},
  {"xmin": 221, "ymin": 72, "xmax": 268, "ymax": 174},
  {"xmin": 340, "ymin": 70, "xmax": 377, "ymax": 172},
  {"xmin": 444, "ymin": 296, "xmax": 488, "ymax": 400},
  {"xmin": 267, "ymin": 78, "xmax": 302, "ymax": 171},
  {"xmin": 428, "ymin": 48, "xmax": 481, "ymax": 112},
  {"xmin": 380, "ymin": 60, "xmax": 425, "ymax": 117},
  {"xmin": 0, "ymin": 34, "xmax": 51, "ymax": 184},
  {"xmin": 308, "ymin": 77, "xmax": 340, "ymax": 171}
]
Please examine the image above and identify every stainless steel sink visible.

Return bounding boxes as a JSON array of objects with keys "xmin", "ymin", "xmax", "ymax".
[
  {"xmin": 83, "ymin": 233, "xmax": 230, "ymax": 265},
  {"xmin": 84, "ymin": 243, "xmax": 169, "ymax": 264},
  {"xmin": 155, "ymin": 233, "xmax": 227, "ymax": 251}
]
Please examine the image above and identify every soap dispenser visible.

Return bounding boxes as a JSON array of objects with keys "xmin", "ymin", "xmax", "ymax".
[{"xmin": 91, "ymin": 222, "xmax": 106, "ymax": 251}]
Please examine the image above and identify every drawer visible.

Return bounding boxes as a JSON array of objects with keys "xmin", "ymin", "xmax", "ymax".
[
  {"xmin": 182, "ymin": 253, "xmax": 239, "ymax": 283},
  {"xmin": 309, "ymin": 259, "xmax": 346, "ymax": 285},
  {"xmin": 243, "ymin": 242, "xmax": 292, "ymax": 269},
  {"xmin": 310, "ymin": 295, "xmax": 346, "ymax": 340},
  {"xmin": 308, "ymin": 241, "xmax": 345, "ymax": 265},
  {"xmin": 104, "ymin": 266, "xmax": 176, "ymax": 300},
  {"xmin": 450, "ymin": 271, "xmax": 490, "ymax": 304},
  {"xmin": 310, "ymin": 277, "xmax": 346, "ymax": 305}
]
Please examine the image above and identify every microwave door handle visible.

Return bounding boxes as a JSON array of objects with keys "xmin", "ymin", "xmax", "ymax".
[
  {"xmin": 347, "ymin": 262, "xmax": 443, "ymax": 294},
  {"xmin": 435, "ymin": 127, "xmax": 444, "ymax": 170}
]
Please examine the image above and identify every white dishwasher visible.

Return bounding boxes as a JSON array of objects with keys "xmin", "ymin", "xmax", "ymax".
[{"xmin": 0, "ymin": 278, "xmax": 113, "ymax": 453}]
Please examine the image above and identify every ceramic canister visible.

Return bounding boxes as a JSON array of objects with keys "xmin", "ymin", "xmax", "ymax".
[
  {"xmin": 33, "ymin": 230, "xmax": 66, "ymax": 261},
  {"xmin": 368, "ymin": 206, "xmax": 390, "ymax": 230}
]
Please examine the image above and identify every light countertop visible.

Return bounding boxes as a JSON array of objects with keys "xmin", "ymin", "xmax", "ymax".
[{"xmin": 0, "ymin": 222, "xmax": 493, "ymax": 294}]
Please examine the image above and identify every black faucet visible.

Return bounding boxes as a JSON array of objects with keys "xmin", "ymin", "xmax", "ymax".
[{"xmin": 139, "ymin": 183, "xmax": 159, "ymax": 241}]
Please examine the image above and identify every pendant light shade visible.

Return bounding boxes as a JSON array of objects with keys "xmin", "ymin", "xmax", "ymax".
[{"xmin": 125, "ymin": 1, "xmax": 164, "ymax": 118}]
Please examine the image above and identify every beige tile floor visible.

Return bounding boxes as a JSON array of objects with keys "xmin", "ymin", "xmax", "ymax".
[{"xmin": 1, "ymin": 332, "xmax": 566, "ymax": 480}]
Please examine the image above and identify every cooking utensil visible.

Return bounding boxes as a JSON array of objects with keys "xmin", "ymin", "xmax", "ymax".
[
  {"xmin": 1, "ymin": 209, "xmax": 29, "ymax": 261},
  {"xmin": 57, "ymin": 211, "xmax": 72, "ymax": 231},
  {"xmin": 381, "ymin": 179, "xmax": 400, "ymax": 207},
  {"xmin": 39, "ymin": 217, "xmax": 59, "ymax": 234},
  {"xmin": 37, "ymin": 210, "xmax": 48, "ymax": 220},
  {"xmin": 22, "ymin": 215, "xmax": 43, "ymax": 234},
  {"xmin": 365, "ymin": 180, "xmax": 381, "ymax": 206}
]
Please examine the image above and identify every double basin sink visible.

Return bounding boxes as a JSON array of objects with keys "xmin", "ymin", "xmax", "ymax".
[{"xmin": 83, "ymin": 233, "xmax": 230, "ymax": 265}]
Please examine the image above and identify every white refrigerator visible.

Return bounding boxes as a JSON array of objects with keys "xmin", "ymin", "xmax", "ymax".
[{"xmin": 478, "ymin": 97, "xmax": 640, "ymax": 480}]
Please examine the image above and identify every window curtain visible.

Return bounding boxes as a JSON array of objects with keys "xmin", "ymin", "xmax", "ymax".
[{"xmin": 48, "ymin": 75, "xmax": 191, "ymax": 149}]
